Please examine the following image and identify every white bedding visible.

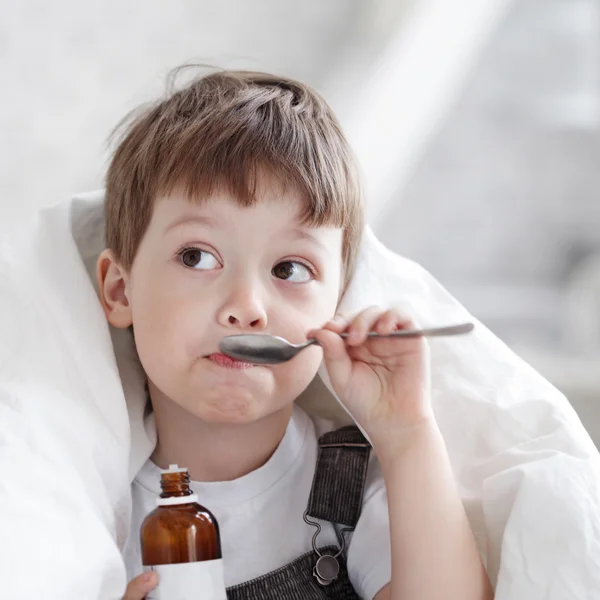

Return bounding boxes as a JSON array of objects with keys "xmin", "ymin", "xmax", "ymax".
[{"xmin": 1, "ymin": 190, "xmax": 599, "ymax": 599}]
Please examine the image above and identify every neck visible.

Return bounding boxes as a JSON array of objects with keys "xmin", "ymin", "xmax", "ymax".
[{"xmin": 148, "ymin": 385, "xmax": 294, "ymax": 483}]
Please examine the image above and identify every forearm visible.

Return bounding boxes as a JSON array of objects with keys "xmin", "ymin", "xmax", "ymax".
[{"xmin": 375, "ymin": 422, "xmax": 493, "ymax": 600}]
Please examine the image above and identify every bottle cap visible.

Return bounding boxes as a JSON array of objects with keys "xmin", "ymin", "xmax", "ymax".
[{"xmin": 160, "ymin": 464, "xmax": 188, "ymax": 474}]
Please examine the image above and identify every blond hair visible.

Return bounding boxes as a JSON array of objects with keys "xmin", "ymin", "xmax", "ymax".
[{"xmin": 105, "ymin": 68, "xmax": 364, "ymax": 288}]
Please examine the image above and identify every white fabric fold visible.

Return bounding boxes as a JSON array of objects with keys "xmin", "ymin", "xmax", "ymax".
[{"xmin": 1, "ymin": 190, "xmax": 599, "ymax": 599}]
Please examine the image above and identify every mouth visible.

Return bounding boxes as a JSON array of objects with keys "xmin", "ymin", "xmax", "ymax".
[{"xmin": 205, "ymin": 353, "xmax": 256, "ymax": 369}]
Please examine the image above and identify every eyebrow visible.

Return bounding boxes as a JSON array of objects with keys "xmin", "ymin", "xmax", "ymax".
[
  {"xmin": 165, "ymin": 214, "xmax": 218, "ymax": 234},
  {"xmin": 164, "ymin": 216, "xmax": 330, "ymax": 253},
  {"xmin": 287, "ymin": 227, "xmax": 329, "ymax": 253}
]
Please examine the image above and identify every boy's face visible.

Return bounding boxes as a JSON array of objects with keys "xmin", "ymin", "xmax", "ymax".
[{"xmin": 98, "ymin": 175, "xmax": 343, "ymax": 424}]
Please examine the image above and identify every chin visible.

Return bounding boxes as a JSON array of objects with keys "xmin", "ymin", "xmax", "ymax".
[{"xmin": 190, "ymin": 389, "xmax": 277, "ymax": 424}]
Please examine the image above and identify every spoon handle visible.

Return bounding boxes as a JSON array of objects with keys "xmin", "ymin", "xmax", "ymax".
[{"xmin": 337, "ymin": 322, "xmax": 474, "ymax": 340}]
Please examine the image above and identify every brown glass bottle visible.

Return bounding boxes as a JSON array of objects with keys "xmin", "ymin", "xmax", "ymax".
[{"xmin": 140, "ymin": 464, "xmax": 227, "ymax": 600}]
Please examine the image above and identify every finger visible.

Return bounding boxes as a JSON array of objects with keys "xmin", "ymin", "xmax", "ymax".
[
  {"xmin": 346, "ymin": 306, "xmax": 382, "ymax": 346},
  {"xmin": 366, "ymin": 309, "xmax": 425, "ymax": 360},
  {"xmin": 320, "ymin": 314, "xmax": 348, "ymax": 334},
  {"xmin": 374, "ymin": 309, "xmax": 415, "ymax": 335},
  {"xmin": 123, "ymin": 572, "xmax": 158, "ymax": 600},
  {"xmin": 307, "ymin": 326, "xmax": 352, "ymax": 393},
  {"xmin": 373, "ymin": 310, "xmax": 399, "ymax": 335}
]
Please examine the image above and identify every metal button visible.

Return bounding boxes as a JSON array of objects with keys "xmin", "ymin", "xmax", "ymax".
[{"xmin": 313, "ymin": 554, "xmax": 340, "ymax": 586}]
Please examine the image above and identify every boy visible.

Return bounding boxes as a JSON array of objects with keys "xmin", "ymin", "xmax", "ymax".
[{"xmin": 97, "ymin": 68, "xmax": 492, "ymax": 599}]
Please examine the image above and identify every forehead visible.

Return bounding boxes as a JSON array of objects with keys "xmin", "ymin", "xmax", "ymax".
[
  {"xmin": 150, "ymin": 183, "xmax": 343, "ymax": 257},
  {"xmin": 154, "ymin": 181, "xmax": 307, "ymax": 229},
  {"xmin": 152, "ymin": 163, "xmax": 351, "ymax": 230}
]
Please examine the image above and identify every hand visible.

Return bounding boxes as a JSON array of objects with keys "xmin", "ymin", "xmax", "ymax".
[
  {"xmin": 123, "ymin": 571, "xmax": 158, "ymax": 600},
  {"xmin": 308, "ymin": 307, "xmax": 433, "ymax": 452}
]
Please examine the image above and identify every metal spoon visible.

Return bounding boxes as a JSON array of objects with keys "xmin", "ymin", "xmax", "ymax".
[{"xmin": 218, "ymin": 322, "xmax": 474, "ymax": 365}]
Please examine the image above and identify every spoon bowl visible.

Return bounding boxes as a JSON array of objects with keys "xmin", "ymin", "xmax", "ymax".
[{"xmin": 219, "ymin": 322, "xmax": 474, "ymax": 365}]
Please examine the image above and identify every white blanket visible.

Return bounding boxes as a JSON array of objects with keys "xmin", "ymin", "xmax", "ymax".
[{"xmin": 1, "ymin": 190, "xmax": 600, "ymax": 599}]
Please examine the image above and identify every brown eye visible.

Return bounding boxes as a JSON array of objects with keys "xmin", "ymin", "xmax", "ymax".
[
  {"xmin": 181, "ymin": 248, "xmax": 201, "ymax": 267},
  {"xmin": 272, "ymin": 261, "xmax": 311, "ymax": 283},
  {"xmin": 179, "ymin": 248, "xmax": 219, "ymax": 270}
]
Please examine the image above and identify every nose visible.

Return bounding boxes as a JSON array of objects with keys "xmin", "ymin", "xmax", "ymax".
[{"xmin": 216, "ymin": 277, "xmax": 268, "ymax": 331}]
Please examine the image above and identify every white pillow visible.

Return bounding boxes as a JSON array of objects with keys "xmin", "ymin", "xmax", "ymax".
[{"xmin": 1, "ymin": 191, "xmax": 600, "ymax": 599}]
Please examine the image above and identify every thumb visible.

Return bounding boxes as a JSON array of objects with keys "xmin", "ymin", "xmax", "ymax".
[
  {"xmin": 123, "ymin": 571, "xmax": 158, "ymax": 600},
  {"xmin": 308, "ymin": 326, "xmax": 352, "ymax": 397}
]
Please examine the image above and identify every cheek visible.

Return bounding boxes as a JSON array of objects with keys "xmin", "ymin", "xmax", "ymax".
[
  {"xmin": 129, "ymin": 280, "xmax": 193, "ymax": 377},
  {"xmin": 270, "ymin": 284, "xmax": 339, "ymax": 397},
  {"xmin": 274, "ymin": 344, "xmax": 323, "ymax": 400},
  {"xmin": 283, "ymin": 279, "xmax": 340, "ymax": 321},
  {"xmin": 273, "ymin": 295, "xmax": 335, "ymax": 381}
]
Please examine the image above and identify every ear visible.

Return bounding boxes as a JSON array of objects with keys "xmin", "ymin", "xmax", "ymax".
[{"xmin": 96, "ymin": 249, "xmax": 133, "ymax": 329}]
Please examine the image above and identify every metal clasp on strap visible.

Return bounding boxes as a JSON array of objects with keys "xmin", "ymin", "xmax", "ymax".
[{"xmin": 303, "ymin": 511, "xmax": 352, "ymax": 586}]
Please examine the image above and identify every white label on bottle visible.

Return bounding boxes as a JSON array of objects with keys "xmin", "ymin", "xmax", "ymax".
[{"xmin": 144, "ymin": 559, "xmax": 227, "ymax": 600}]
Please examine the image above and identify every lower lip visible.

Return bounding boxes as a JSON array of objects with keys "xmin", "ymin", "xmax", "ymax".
[{"xmin": 206, "ymin": 353, "xmax": 255, "ymax": 369}]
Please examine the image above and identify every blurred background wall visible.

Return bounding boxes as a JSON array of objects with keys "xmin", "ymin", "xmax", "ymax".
[{"xmin": 1, "ymin": 0, "xmax": 599, "ymax": 440}]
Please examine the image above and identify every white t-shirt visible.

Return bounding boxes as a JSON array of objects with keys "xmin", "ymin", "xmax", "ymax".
[{"xmin": 124, "ymin": 405, "xmax": 392, "ymax": 600}]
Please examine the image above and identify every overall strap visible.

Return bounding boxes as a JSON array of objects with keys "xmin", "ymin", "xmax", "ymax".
[{"xmin": 305, "ymin": 425, "xmax": 371, "ymax": 528}]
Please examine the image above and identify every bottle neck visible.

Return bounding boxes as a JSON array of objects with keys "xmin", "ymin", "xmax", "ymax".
[{"xmin": 157, "ymin": 470, "xmax": 197, "ymax": 506}]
